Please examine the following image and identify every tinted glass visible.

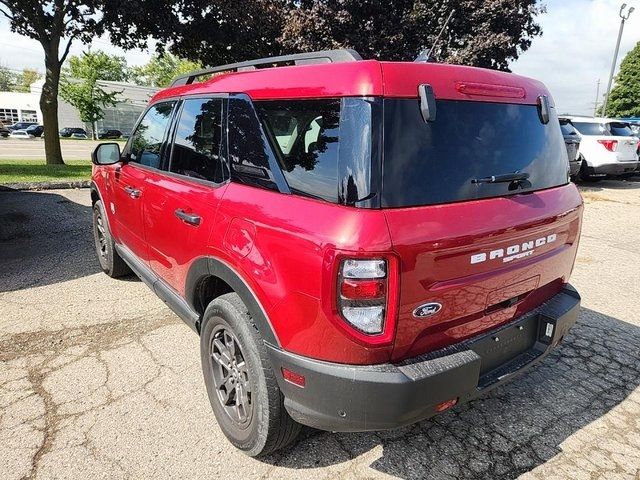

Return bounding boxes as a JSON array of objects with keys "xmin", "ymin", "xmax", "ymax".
[
  {"xmin": 170, "ymin": 98, "xmax": 223, "ymax": 183},
  {"xmin": 228, "ymin": 96, "xmax": 279, "ymax": 191},
  {"xmin": 129, "ymin": 101, "xmax": 176, "ymax": 168},
  {"xmin": 572, "ymin": 122, "xmax": 605, "ymax": 136},
  {"xmin": 608, "ymin": 122, "xmax": 634, "ymax": 136},
  {"xmin": 560, "ymin": 121, "xmax": 578, "ymax": 136},
  {"xmin": 382, "ymin": 99, "xmax": 569, "ymax": 207},
  {"xmin": 256, "ymin": 99, "xmax": 340, "ymax": 202}
]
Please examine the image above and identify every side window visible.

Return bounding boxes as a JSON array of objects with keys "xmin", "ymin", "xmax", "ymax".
[
  {"xmin": 128, "ymin": 101, "xmax": 176, "ymax": 168},
  {"xmin": 228, "ymin": 95, "xmax": 279, "ymax": 191},
  {"xmin": 169, "ymin": 98, "xmax": 223, "ymax": 183},
  {"xmin": 255, "ymin": 99, "xmax": 340, "ymax": 202}
]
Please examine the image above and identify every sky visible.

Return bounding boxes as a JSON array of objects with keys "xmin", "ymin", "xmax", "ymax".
[{"xmin": 1, "ymin": 0, "xmax": 639, "ymax": 116}]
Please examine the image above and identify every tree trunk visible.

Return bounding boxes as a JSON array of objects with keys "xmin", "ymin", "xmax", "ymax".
[{"xmin": 40, "ymin": 52, "xmax": 64, "ymax": 165}]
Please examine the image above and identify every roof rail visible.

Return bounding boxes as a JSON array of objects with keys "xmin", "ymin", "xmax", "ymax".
[{"xmin": 170, "ymin": 49, "xmax": 363, "ymax": 87}]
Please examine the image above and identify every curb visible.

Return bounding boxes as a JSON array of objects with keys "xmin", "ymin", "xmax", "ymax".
[{"xmin": 0, "ymin": 180, "xmax": 91, "ymax": 191}]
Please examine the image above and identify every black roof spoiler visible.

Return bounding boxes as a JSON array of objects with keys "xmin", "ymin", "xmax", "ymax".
[{"xmin": 170, "ymin": 49, "xmax": 363, "ymax": 87}]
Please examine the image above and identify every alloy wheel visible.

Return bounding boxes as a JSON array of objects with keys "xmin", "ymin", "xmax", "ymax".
[{"xmin": 209, "ymin": 326, "xmax": 253, "ymax": 426}]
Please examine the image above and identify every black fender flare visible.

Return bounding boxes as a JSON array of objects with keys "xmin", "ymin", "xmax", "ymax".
[{"xmin": 185, "ymin": 257, "xmax": 280, "ymax": 347}]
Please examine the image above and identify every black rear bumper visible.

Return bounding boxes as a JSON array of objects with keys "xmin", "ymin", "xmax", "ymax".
[{"xmin": 266, "ymin": 285, "xmax": 580, "ymax": 432}]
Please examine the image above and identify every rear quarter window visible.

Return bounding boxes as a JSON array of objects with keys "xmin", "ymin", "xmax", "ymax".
[{"xmin": 255, "ymin": 99, "xmax": 341, "ymax": 202}]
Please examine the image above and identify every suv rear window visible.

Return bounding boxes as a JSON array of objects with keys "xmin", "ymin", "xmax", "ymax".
[
  {"xmin": 608, "ymin": 122, "xmax": 634, "ymax": 136},
  {"xmin": 572, "ymin": 122, "xmax": 604, "ymax": 136},
  {"xmin": 382, "ymin": 99, "xmax": 569, "ymax": 208}
]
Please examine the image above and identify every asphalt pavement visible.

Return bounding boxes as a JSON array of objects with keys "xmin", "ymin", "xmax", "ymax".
[{"xmin": 1, "ymin": 181, "xmax": 639, "ymax": 479}]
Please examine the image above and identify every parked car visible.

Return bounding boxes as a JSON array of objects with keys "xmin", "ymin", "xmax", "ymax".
[
  {"xmin": 8, "ymin": 121, "xmax": 38, "ymax": 132},
  {"xmin": 97, "ymin": 129, "xmax": 122, "ymax": 139},
  {"xmin": 559, "ymin": 118, "xmax": 582, "ymax": 179},
  {"xmin": 561, "ymin": 116, "xmax": 639, "ymax": 181},
  {"xmin": 59, "ymin": 127, "xmax": 88, "ymax": 137},
  {"xmin": 90, "ymin": 49, "xmax": 583, "ymax": 456},
  {"xmin": 25, "ymin": 124, "xmax": 44, "ymax": 137},
  {"xmin": 9, "ymin": 130, "xmax": 32, "ymax": 139},
  {"xmin": 71, "ymin": 132, "xmax": 88, "ymax": 139}
]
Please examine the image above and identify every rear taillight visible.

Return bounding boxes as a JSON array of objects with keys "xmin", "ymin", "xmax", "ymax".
[
  {"xmin": 597, "ymin": 139, "xmax": 618, "ymax": 152},
  {"xmin": 338, "ymin": 259, "xmax": 387, "ymax": 335}
]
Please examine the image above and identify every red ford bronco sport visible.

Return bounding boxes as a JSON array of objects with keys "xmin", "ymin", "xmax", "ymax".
[{"xmin": 90, "ymin": 49, "xmax": 583, "ymax": 456}]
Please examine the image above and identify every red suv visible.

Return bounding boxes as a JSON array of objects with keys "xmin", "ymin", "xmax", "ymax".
[{"xmin": 90, "ymin": 49, "xmax": 583, "ymax": 456}]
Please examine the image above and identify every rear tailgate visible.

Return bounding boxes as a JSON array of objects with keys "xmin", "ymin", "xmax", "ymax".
[
  {"xmin": 378, "ymin": 62, "xmax": 582, "ymax": 362},
  {"xmin": 385, "ymin": 186, "xmax": 583, "ymax": 361},
  {"xmin": 616, "ymin": 137, "xmax": 639, "ymax": 161}
]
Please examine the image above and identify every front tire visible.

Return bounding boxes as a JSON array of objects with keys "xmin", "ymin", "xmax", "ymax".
[
  {"xmin": 200, "ymin": 293, "xmax": 301, "ymax": 457},
  {"xmin": 92, "ymin": 200, "xmax": 131, "ymax": 278}
]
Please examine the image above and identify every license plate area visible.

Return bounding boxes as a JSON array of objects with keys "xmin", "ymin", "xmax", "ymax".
[{"xmin": 471, "ymin": 314, "xmax": 538, "ymax": 376}]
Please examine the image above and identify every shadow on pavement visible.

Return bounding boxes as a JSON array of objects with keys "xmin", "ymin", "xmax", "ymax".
[
  {"xmin": 264, "ymin": 307, "xmax": 640, "ymax": 479},
  {"xmin": 575, "ymin": 177, "xmax": 640, "ymax": 192},
  {"xmin": 0, "ymin": 189, "xmax": 134, "ymax": 292}
]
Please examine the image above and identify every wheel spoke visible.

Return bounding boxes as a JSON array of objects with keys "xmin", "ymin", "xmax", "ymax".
[
  {"xmin": 212, "ymin": 338, "xmax": 232, "ymax": 368},
  {"xmin": 209, "ymin": 326, "xmax": 252, "ymax": 425}
]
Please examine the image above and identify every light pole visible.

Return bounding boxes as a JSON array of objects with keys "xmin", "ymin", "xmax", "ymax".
[{"xmin": 602, "ymin": 3, "xmax": 635, "ymax": 116}]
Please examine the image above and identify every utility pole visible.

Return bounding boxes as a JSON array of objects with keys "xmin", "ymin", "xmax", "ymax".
[
  {"xmin": 593, "ymin": 79, "xmax": 601, "ymax": 117},
  {"xmin": 603, "ymin": 3, "xmax": 635, "ymax": 116}
]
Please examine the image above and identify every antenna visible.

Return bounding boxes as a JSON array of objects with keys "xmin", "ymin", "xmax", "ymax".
[{"xmin": 415, "ymin": 9, "xmax": 455, "ymax": 63}]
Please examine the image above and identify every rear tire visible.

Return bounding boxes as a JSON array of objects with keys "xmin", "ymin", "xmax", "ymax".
[
  {"xmin": 200, "ymin": 293, "xmax": 301, "ymax": 457},
  {"xmin": 92, "ymin": 200, "xmax": 131, "ymax": 278},
  {"xmin": 579, "ymin": 160, "xmax": 602, "ymax": 183}
]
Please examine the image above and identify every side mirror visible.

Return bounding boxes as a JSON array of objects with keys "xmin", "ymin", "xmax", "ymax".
[{"xmin": 92, "ymin": 142, "xmax": 122, "ymax": 165}]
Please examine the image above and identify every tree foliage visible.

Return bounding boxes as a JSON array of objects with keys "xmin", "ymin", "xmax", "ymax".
[
  {"xmin": 164, "ymin": 0, "xmax": 544, "ymax": 71},
  {"xmin": 165, "ymin": 1, "xmax": 286, "ymax": 67},
  {"xmin": 67, "ymin": 50, "xmax": 129, "ymax": 82},
  {"xmin": 606, "ymin": 41, "xmax": 640, "ymax": 118},
  {"xmin": 0, "ymin": 64, "xmax": 14, "ymax": 91},
  {"xmin": 0, "ymin": 64, "xmax": 41, "ymax": 92},
  {"xmin": 60, "ymin": 51, "xmax": 122, "ymax": 138},
  {"xmin": 0, "ymin": 0, "xmax": 174, "ymax": 164},
  {"xmin": 279, "ymin": 0, "xmax": 544, "ymax": 70},
  {"xmin": 131, "ymin": 53, "xmax": 202, "ymax": 88}
]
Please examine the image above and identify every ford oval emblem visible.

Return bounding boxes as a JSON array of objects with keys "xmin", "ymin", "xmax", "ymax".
[{"xmin": 413, "ymin": 302, "xmax": 442, "ymax": 318}]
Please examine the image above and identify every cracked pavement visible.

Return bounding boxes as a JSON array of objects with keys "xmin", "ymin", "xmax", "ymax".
[{"xmin": 1, "ymin": 181, "xmax": 640, "ymax": 480}]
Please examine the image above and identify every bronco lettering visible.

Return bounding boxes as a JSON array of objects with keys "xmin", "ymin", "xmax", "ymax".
[{"xmin": 470, "ymin": 234, "xmax": 557, "ymax": 265}]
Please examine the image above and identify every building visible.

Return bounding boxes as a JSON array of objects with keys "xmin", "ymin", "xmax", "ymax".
[
  {"xmin": 0, "ymin": 80, "xmax": 158, "ymax": 135},
  {"xmin": 0, "ymin": 91, "xmax": 42, "ymax": 124}
]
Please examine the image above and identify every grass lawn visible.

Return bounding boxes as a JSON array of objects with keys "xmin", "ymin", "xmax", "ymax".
[{"xmin": 0, "ymin": 159, "xmax": 92, "ymax": 184}]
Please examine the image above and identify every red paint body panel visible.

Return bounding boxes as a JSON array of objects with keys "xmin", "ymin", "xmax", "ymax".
[
  {"xmin": 151, "ymin": 60, "xmax": 550, "ymax": 104},
  {"xmin": 383, "ymin": 184, "xmax": 583, "ymax": 361}
]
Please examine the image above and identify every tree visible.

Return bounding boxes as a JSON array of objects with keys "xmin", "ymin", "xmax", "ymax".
[
  {"xmin": 0, "ymin": 64, "xmax": 14, "ymax": 91},
  {"xmin": 60, "ymin": 51, "xmax": 123, "ymax": 139},
  {"xmin": 0, "ymin": 1, "xmax": 177, "ymax": 164},
  {"xmin": 280, "ymin": 0, "xmax": 545, "ymax": 70},
  {"xmin": 605, "ymin": 41, "xmax": 640, "ymax": 118},
  {"xmin": 15, "ymin": 69, "xmax": 42, "ymax": 92},
  {"xmin": 67, "ymin": 50, "xmax": 129, "ymax": 82},
  {"xmin": 166, "ymin": 1, "xmax": 287, "ymax": 67},
  {"xmin": 131, "ymin": 53, "xmax": 202, "ymax": 88}
]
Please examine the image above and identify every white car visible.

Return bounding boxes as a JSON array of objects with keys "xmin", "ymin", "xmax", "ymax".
[
  {"xmin": 562, "ymin": 116, "xmax": 639, "ymax": 181},
  {"xmin": 9, "ymin": 130, "xmax": 33, "ymax": 139}
]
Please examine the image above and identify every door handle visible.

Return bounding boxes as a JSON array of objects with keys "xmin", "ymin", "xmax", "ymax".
[
  {"xmin": 124, "ymin": 186, "xmax": 141, "ymax": 199},
  {"xmin": 175, "ymin": 209, "xmax": 201, "ymax": 226}
]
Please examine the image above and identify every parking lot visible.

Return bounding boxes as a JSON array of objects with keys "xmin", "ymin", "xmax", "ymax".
[
  {"xmin": 0, "ymin": 138, "xmax": 101, "ymax": 160},
  {"xmin": 1, "ymin": 180, "xmax": 639, "ymax": 480}
]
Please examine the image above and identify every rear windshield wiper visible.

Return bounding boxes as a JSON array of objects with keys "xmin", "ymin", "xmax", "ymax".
[{"xmin": 472, "ymin": 172, "xmax": 530, "ymax": 184}]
